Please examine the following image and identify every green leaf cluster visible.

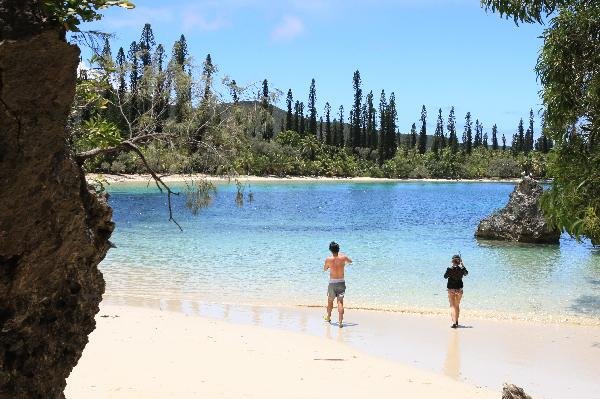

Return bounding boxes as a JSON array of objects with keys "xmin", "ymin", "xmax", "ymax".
[{"xmin": 43, "ymin": 0, "xmax": 134, "ymax": 31}]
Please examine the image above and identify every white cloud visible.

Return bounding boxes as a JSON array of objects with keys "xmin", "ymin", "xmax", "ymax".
[
  {"xmin": 182, "ymin": 11, "xmax": 229, "ymax": 32},
  {"xmin": 271, "ymin": 15, "xmax": 304, "ymax": 42}
]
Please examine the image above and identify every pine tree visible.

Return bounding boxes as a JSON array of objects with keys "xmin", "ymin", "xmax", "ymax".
[
  {"xmin": 202, "ymin": 54, "xmax": 215, "ymax": 103},
  {"xmin": 127, "ymin": 41, "xmax": 139, "ymax": 119},
  {"xmin": 139, "ymin": 23, "xmax": 155, "ymax": 67},
  {"xmin": 502, "ymin": 134, "xmax": 507, "ymax": 151},
  {"xmin": 351, "ymin": 70, "xmax": 362, "ymax": 148},
  {"xmin": 491, "ymin": 124, "xmax": 499, "ymax": 150},
  {"xmin": 432, "ymin": 108, "xmax": 444, "ymax": 154},
  {"xmin": 153, "ymin": 43, "xmax": 168, "ymax": 128},
  {"xmin": 338, "ymin": 105, "xmax": 345, "ymax": 147},
  {"xmin": 171, "ymin": 36, "xmax": 189, "ymax": 122},
  {"xmin": 324, "ymin": 102, "xmax": 332, "ymax": 144},
  {"xmin": 386, "ymin": 93, "xmax": 397, "ymax": 160},
  {"xmin": 173, "ymin": 34, "xmax": 188, "ymax": 70},
  {"xmin": 294, "ymin": 101, "xmax": 300, "ymax": 133},
  {"xmin": 483, "ymin": 132, "xmax": 488, "ymax": 148},
  {"xmin": 115, "ymin": 47, "xmax": 127, "ymax": 100},
  {"xmin": 525, "ymin": 109, "xmax": 534, "ymax": 154},
  {"xmin": 286, "ymin": 89, "xmax": 293, "ymax": 131},
  {"xmin": 473, "ymin": 119, "xmax": 482, "ymax": 148},
  {"xmin": 378, "ymin": 90, "xmax": 387, "ymax": 166},
  {"xmin": 410, "ymin": 123, "xmax": 417, "ymax": 150},
  {"xmin": 100, "ymin": 37, "xmax": 112, "ymax": 69},
  {"xmin": 418, "ymin": 105, "xmax": 427, "ymax": 154},
  {"xmin": 261, "ymin": 79, "xmax": 269, "ymax": 110},
  {"xmin": 447, "ymin": 106, "xmax": 458, "ymax": 153},
  {"xmin": 319, "ymin": 117, "xmax": 323, "ymax": 140},
  {"xmin": 515, "ymin": 118, "xmax": 525, "ymax": 154},
  {"xmin": 231, "ymin": 80, "xmax": 239, "ymax": 104},
  {"xmin": 154, "ymin": 44, "xmax": 165, "ymax": 71},
  {"xmin": 308, "ymin": 79, "xmax": 317, "ymax": 136},
  {"xmin": 332, "ymin": 119, "xmax": 339, "ymax": 147},
  {"xmin": 463, "ymin": 112, "xmax": 473, "ymax": 154},
  {"xmin": 361, "ymin": 103, "xmax": 367, "ymax": 147},
  {"xmin": 299, "ymin": 102, "xmax": 305, "ymax": 136},
  {"xmin": 366, "ymin": 91, "xmax": 376, "ymax": 149}
]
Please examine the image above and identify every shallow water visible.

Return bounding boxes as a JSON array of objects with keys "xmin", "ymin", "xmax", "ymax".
[{"xmin": 102, "ymin": 180, "xmax": 600, "ymax": 320}]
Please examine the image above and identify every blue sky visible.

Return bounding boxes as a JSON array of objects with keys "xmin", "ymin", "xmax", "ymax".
[{"xmin": 80, "ymin": 0, "xmax": 545, "ymax": 140}]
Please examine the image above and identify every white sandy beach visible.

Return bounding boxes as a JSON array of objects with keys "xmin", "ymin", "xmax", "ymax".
[
  {"xmin": 65, "ymin": 301, "xmax": 600, "ymax": 399},
  {"xmin": 86, "ymin": 173, "xmax": 522, "ymax": 185},
  {"xmin": 65, "ymin": 304, "xmax": 498, "ymax": 399}
]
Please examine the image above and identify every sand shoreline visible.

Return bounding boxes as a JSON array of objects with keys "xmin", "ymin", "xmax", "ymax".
[
  {"xmin": 86, "ymin": 172, "xmax": 524, "ymax": 185},
  {"xmin": 65, "ymin": 304, "xmax": 499, "ymax": 399},
  {"xmin": 66, "ymin": 300, "xmax": 600, "ymax": 398}
]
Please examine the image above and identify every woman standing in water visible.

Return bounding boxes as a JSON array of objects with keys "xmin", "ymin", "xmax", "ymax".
[{"xmin": 444, "ymin": 255, "xmax": 468, "ymax": 328}]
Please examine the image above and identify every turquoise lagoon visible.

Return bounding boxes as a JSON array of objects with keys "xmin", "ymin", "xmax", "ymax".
[{"xmin": 102, "ymin": 180, "xmax": 600, "ymax": 321}]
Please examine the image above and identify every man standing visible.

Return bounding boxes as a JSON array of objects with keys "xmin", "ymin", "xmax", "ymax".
[{"xmin": 323, "ymin": 241, "xmax": 352, "ymax": 327}]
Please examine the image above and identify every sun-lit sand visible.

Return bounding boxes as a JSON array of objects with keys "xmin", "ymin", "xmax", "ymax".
[
  {"xmin": 65, "ymin": 300, "xmax": 600, "ymax": 398},
  {"xmin": 86, "ymin": 173, "xmax": 521, "ymax": 185},
  {"xmin": 65, "ymin": 304, "xmax": 499, "ymax": 399}
]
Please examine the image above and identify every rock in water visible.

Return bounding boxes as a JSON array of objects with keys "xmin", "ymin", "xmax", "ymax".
[
  {"xmin": 475, "ymin": 177, "xmax": 560, "ymax": 244},
  {"xmin": 0, "ymin": 19, "xmax": 114, "ymax": 399},
  {"xmin": 502, "ymin": 383, "xmax": 533, "ymax": 399}
]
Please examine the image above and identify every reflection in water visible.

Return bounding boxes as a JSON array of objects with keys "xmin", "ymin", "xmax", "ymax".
[{"xmin": 443, "ymin": 330, "xmax": 460, "ymax": 380}]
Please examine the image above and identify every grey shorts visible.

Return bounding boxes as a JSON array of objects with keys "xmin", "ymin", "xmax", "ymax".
[{"xmin": 327, "ymin": 282, "xmax": 346, "ymax": 299}]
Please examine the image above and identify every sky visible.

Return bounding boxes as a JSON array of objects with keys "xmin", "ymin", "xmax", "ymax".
[{"xmin": 79, "ymin": 0, "xmax": 546, "ymax": 140}]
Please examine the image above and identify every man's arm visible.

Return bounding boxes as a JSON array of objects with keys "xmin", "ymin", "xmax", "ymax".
[
  {"xmin": 344, "ymin": 254, "xmax": 353, "ymax": 264},
  {"xmin": 323, "ymin": 259, "xmax": 329, "ymax": 271}
]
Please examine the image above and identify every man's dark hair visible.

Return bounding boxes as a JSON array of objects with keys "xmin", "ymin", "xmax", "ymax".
[{"xmin": 329, "ymin": 241, "xmax": 340, "ymax": 254}]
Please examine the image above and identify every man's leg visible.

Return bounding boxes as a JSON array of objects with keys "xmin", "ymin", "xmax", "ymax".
[
  {"xmin": 326, "ymin": 297, "xmax": 334, "ymax": 322},
  {"xmin": 337, "ymin": 297, "xmax": 344, "ymax": 327}
]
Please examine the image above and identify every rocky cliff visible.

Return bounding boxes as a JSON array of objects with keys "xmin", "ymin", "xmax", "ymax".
[{"xmin": 0, "ymin": 11, "xmax": 114, "ymax": 398}]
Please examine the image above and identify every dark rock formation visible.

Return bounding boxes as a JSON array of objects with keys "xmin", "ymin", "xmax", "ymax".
[
  {"xmin": 0, "ymin": 23, "xmax": 114, "ymax": 399},
  {"xmin": 476, "ymin": 177, "xmax": 560, "ymax": 244},
  {"xmin": 502, "ymin": 383, "xmax": 533, "ymax": 399}
]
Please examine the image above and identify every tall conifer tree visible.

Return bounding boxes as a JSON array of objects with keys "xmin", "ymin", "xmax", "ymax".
[
  {"xmin": 308, "ymin": 79, "xmax": 318, "ymax": 136},
  {"xmin": 447, "ymin": 106, "xmax": 458, "ymax": 153},
  {"xmin": 286, "ymin": 89, "xmax": 293, "ymax": 131},
  {"xmin": 463, "ymin": 112, "xmax": 473, "ymax": 154},
  {"xmin": 351, "ymin": 70, "xmax": 363, "ymax": 148},
  {"xmin": 473, "ymin": 119, "xmax": 482, "ymax": 148},
  {"xmin": 418, "ymin": 105, "xmax": 427, "ymax": 154},
  {"xmin": 410, "ymin": 123, "xmax": 417, "ymax": 149},
  {"xmin": 324, "ymin": 102, "xmax": 332, "ymax": 144},
  {"xmin": 338, "ymin": 105, "xmax": 345, "ymax": 147},
  {"xmin": 525, "ymin": 109, "xmax": 534, "ymax": 154},
  {"xmin": 139, "ymin": 23, "xmax": 155, "ymax": 67},
  {"xmin": 378, "ymin": 90, "xmax": 387, "ymax": 166},
  {"xmin": 432, "ymin": 108, "xmax": 444, "ymax": 154},
  {"xmin": 366, "ymin": 91, "xmax": 376, "ymax": 149},
  {"xmin": 202, "ymin": 54, "xmax": 215, "ymax": 103},
  {"xmin": 492, "ymin": 124, "xmax": 499, "ymax": 150},
  {"xmin": 115, "ymin": 47, "xmax": 127, "ymax": 100},
  {"xmin": 386, "ymin": 93, "xmax": 397, "ymax": 160}
]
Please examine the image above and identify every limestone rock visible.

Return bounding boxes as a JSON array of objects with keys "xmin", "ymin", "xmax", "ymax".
[
  {"xmin": 475, "ymin": 177, "xmax": 560, "ymax": 244},
  {"xmin": 0, "ymin": 29, "xmax": 114, "ymax": 398},
  {"xmin": 502, "ymin": 383, "xmax": 533, "ymax": 399}
]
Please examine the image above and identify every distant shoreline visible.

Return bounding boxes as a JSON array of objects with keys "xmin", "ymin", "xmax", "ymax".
[{"xmin": 86, "ymin": 173, "xmax": 526, "ymax": 185}]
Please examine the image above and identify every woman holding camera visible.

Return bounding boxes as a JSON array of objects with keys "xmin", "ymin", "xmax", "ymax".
[{"xmin": 444, "ymin": 255, "xmax": 468, "ymax": 328}]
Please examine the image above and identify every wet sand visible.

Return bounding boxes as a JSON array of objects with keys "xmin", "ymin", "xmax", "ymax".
[
  {"xmin": 78, "ymin": 297, "xmax": 600, "ymax": 399},
  {"xmin": 65, "ymin": 304, "xmax": 498, "ymax": 399}
]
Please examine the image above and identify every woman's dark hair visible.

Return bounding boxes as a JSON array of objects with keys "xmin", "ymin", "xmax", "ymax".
[{"xmin": 329, "ymin": 241, "xmax": 340, "ymax": 254}]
